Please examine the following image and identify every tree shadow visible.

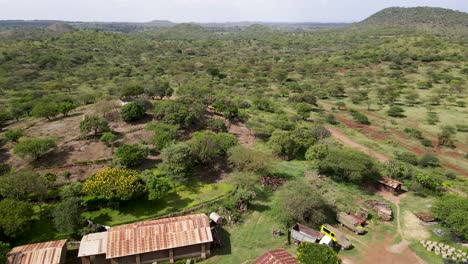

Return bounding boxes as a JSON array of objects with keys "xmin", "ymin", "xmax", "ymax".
[
  {"xmin": 34, "ymin": 147, "xmax": 72, "ymax": 167},
  {"xmin": 88, "ymin": 212, "xmax": 112, "ymax": 225}
]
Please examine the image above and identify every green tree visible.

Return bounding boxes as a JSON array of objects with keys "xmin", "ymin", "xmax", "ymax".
[
  {"xmin": 0, "ymin": 242, "xmax": 10, "ymax": 264},
  {"xmin": 0, "ymin": 199, "xmax": 33, "ymax": 238},
  {"xmin": 4, "ymin": 128, "xmax": 24, "ymax": 142},
  {"xmin": 418, "ymin": 154, "xmax": 440, "ymax": 167},
  {"xmin": 432, "ymin": 195, "xmax": 468, "ymax": 240},
  {"xmin": 31, "ymin": 101, "xmax": 59, "ymax": 121},
  {"xmin": 145, "ymin": 123, "xmax": 179, "ymax": 150},
  {"xmin": 228, "ymin": 146, "xmax": 272, "ymax": 173},
  {"xmin": 121, "ymin": 102, "xmax": 145, "ymax": 122},
  {"xmin": 426, "ymin": 111, "xmax": 439, "ymax": 125},
  {"xmin": 115, "ymin": 144, "xmax": 148, "ymax": 168},
  {"xmin": 305, "ymin": 144, "xmax": 329, "ymax": 165},
  {"xmin": 57, "ymin": 101, "xmax": 75, "ymax": 117},
  {"xmin": 297, "ymin": 243, "xmax": 340, "ymax": 264},
  {"xmin": 141, "ymin": 170, "xmax": 174, "ymax": 200},
  {"xmin": 349, "ymin": 109, "xmax": 370, "ymax": 125},
  {"xmin": 154, "ymin": 101, "xmax": 198, "ymax": 128},
  {"xmin": 144, "ymin": 78, "xmax": 173, "ymax": 99},
  {"xmin": 295, "ymin": 103, "xmax": 313, "ymax": 120},
  {"xmin": 13, "ymin": 137, "xmax": 56, "ymax": 160},
  {"xmin": 318, "ymin": 147, "xmax": 380, "ymax": 183},
  {"xmin": 206, "ymin": 119, "xmax": 228, "ymax": 133},
  {"xmin": 437, "ymin": 125, "xmax": 456, "ymax": 148},
  {"xmin": 80, "ymin": 115, "xmax": 109, "ymax": 136},
  {"xmin": 274, "ymin": 179, "xmax": 333, "ymax": 228},
  {"xmin": 0, "ymin": 170, "xmax": 48, "ymax": 201},
  {"xmin": 52, "ymin": 197, "xmax": 83, "ymax": 233},
  {"xmin": 83, "ymin": 168, "xmax": 145, "ymax": 201},
  {"xmin": 188, "ymin": 131, "xmax": 238, "ymax": 165},
  {"xmin": 59, "ymin": 182, "xmax": 83, "ymax": 199},
  {"xmin": 160, "ymin": 143, "xmax": 194, "ymax": 183}
]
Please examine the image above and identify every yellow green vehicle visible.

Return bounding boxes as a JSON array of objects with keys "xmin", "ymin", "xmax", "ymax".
[
  {"xmin": 337, "ymin": 212, "xmax": 366, "ymax": 235},
  {"xmin": 320, "ymin": 224, "xmax": 352, "ymax": 249}
]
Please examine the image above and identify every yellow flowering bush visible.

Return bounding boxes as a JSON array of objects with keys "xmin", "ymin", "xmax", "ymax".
[{"xmin": 83, "ymin": 168, "xmax": 144, "ymax": 201}]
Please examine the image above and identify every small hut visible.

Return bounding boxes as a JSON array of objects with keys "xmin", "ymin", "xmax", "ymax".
[{"xmin": 378, "ymin": 177, "xmax": 402, "ymax": 193}]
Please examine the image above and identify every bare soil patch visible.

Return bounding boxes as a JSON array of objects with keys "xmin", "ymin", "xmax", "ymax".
[
  {"xmin": 228, "ymin": 121, "xmax": 256, "ymax": 148},
  {"xmin": 402, "ymin": 211, "xmax": 430, "ymax": 241}
]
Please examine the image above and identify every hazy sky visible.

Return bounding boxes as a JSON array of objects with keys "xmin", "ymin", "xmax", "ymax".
[{"xmin": 0, "ymin": 0, "xmax": 466, "ymax": 23}]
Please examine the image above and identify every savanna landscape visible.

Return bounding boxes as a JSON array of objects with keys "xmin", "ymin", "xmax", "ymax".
[{"xmin": 0, "ymin": 5, "xmax": 467, "ymax": 264}]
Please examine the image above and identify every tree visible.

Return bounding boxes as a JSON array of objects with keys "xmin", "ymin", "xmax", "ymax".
[
  {"xmin": 387, "ymin": 106, "xmax": 405, "ymax": 117},
  {"xmin": 141, "ymin": 170, "xmax": 174, "ymax": 200},
  {"xmin": 0, "ymin": 170, "xmax": 48, "ymax": 200},
  {"xmin": 154, "ymin": 101, "xmax": 197, "ymax": 128},
  {"xmin": 13, "ymin": 137, "xmax": 56, "ymax": 160},
  {"xmin": 437, "ymin": 125, "xmax": 456, "ymax": 148},
  {"xmin": 426, "ymin": 111, "xmax": 439, "ymax": 125},
  {"xmin": 80, "ymin": 115, "xmax": 109, "ymax": 136},
  {"xmin": 228, "ymin": 146, "xmax": 272, "ymax": 173},
  {"xmin": 144, "ymin": 78, "xmax": 173, "ymax": 99},
  {"xmin": 160, "ymin": 143, "xmax": 194, "ymax": 182},
  {"xmin": 121, "ymin": 102, "xmax": 145, "ymax": 122},
  {"xmin": 114, "ymin": 144, "xmax": 148, "ymax": 168},
  {"xmin": 100, "ymin": 132, "xmax": 117, "ymax": 153},
  {"xmin": 59, "ymin": 182, "xmax": 83, "ymax": 199},
  {"xmin": 418, "ymin": 154, "xmax": 439, "ymax": 167},
  {"xmin": 57, "ymin": 101, "xmax": 75, "ymax": 117},
  {"xmin": 4, "ymin": 128, "xmax": 24, "ymax": 142},
  {"xmin": 0, "ymin": 199, "xmax": 33, "ymax": 238},
  {"xmin": 268, "ymin": 128, "xmax": 316, "ymax": 159},
  {"xmin": 432, "ymin": 195, "xmax": 468, "ymax": 240},
  {"xmin": 318, "ymin": 147, "xmax": 380, "ymax": 183},
  {"xmin": 52, "ymin": 197, "xmax": 83, "ymax": 233},
  {"xmin": 0, "ymin": 242, "xmax": 10, "ymax": 264},
  {"xmin": 188, "ymin": 131, "xmax": 238, "ymax": 165},
  {"xmin": 145, "ymin": 123, "xmax": 179, "ymax": 150},
  {"xmin": 297, "ymin": 243, "xmax": 340, "ymax": 264},
  {"xmin": 83, "ymin": 168, "xmax": 145, "ymax": 201},
  {"xmin": 305, "ymin": 144, "xmax": 329, "ymax": 165},
  {"xmin": 206, "ymin": 119, "xmax": 227, "ymax": 133},
  {"xmin": 295, "ymin": 103, "xmax": 313, "ymax": 120},
  {"xmin": 274, "ymin": 179, "xmax": 333, "ymax": 228},
  {"xmin": 31, "ymin": 101, "xmax": 59, "ymax": 120}
]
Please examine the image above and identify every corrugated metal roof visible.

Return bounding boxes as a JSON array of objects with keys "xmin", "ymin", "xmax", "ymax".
[
  {"xmin": 78, "ymin": 232, "xmax": 108, "ymax": 257},
  {"xmin": 106, "ymin": 214, "xmax": 213, "ymax": 259},
  {"xmin": 6, "ymin": 240, "xmax": 67, "ymax": 264},
  {"xmin": 253, "ymin": 249, "xmax": 298, "ymax": 264}
]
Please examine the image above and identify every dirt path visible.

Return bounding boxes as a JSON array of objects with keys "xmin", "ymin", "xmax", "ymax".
[{"xmin": 327, "ymin": 127, "xmax": 390, "ymax": 162}]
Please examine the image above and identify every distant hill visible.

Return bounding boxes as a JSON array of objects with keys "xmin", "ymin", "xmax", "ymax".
[
  {"xmin": 359, "ymin": 7, "xmax": 468, "ymax": 28},
  {"xmin": 47, "ymin": 23, "xmax": 75, "ymax": 33}
]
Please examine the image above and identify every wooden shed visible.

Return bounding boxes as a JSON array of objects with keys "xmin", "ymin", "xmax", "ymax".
[
  {"xmin": 378, "ymin": 177, "xmax": 402, "ymax": 192},
  {"xmin": 78, "ymin": 214, "xmax": 213, "ymax": 264}
]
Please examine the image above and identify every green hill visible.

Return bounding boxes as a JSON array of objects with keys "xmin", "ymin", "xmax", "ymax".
[{"xmin": 359, "ymin": 7, "xmax": 468, "ymax": 28}]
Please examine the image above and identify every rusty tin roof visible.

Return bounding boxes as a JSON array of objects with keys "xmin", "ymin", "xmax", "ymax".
[
  {"xmin": 378, "ymin": 177, "xmax": 402, "ymax": 189},
  {"xmin": 106, "ymin": 214, "xmax": 213, "ymax": 259},
  {"xmin": 6, "ymin": 239, "xmax": 67, "ymax": 264},
  {"xmin": 253, "ymin": 249, "xmax": 298, "ymax": 264}
]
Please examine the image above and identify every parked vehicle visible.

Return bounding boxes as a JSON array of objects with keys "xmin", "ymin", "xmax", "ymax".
[
  {"xmin": 337, "ymin": 212, "xmax": 366, "ymax": 235},
  {"xmin": 320, "ymin": 224, "xmax": 352, "ymax": 249}
]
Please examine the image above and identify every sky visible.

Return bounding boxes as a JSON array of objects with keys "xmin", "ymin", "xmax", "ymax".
[{"xmin": 0, "ymin": 0, "xmax": 466, "ymax": 23}]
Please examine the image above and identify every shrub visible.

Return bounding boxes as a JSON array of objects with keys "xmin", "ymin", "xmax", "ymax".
[
  {"xmin": 31, "ymin": 101, "xmax": 59, "ymax": 120},
  {"xmin": 297, "ymin": 243, "xmax": 340, "ymax": 264},
  {"xmin": 433, "ymin": 195, "xmax": 468, "ymax": 240},
  {"xmin": 115, "ymin": 144, "xmax": 148, "ymax": 168},
  {"xmin": 121, "ymin": 102, "xmax": 145, "ymax": 122},
  {"xmin": 154, "ymin": 101, "xmax": 200, "ymax": 128},
  {"xmin": 420, "ymin": 139, "xmax": 433, "ymax": 147},
  {"xmin": 52, "ymin": 197, "xmax": 83, "ymax": 233},
  {"xmin": 83, "ymin": 168, "xmax": 145, "ymax": 201},
  {"xmin": 456, "ymin": 124, "xmax": 468, "ymax": 132},
  {"xmin": 318, "ymin": 147, "xmax": 380, "ymax": 183},
  {"xmin": 5, "ymin": 129, "xmax": 24, "ymax": 142},
  {"xmin": 0, "ymin": 242, "xmax": 10, "ymax": 264},
  {"xmin": 60, "ymin": 182, "xmax": 83, "ymax": 199},
  {"xmin": 325, "ymin": 114, "xmax": 338, "ymax": 125},
  {"xmin": 13, "ymin": 137, "xmax": 56, "ymax": 160},
  {"xmin": 305, "ymin": 144, "xmax": 329, "ymax": 164},
  {"xmin": 437, "ymin": 125, "xmax": 456, "ymax": 148},
  {"xmin": 268, "ymin": 128, "xmax": 316, "ymax": 159},
  {"xmin": 395, "ymin": 151, "xmax": 418, "ymax": 165},
  {"xmin": 0, "ymin": 163, "xmax": 11, "ymax": 176},
  {"xmin": 188, "ymin": 131, "xmax": 238, "ymax": 165},
  {"xmin": 160, "ymin": 143, "xmax": 194, "ymax": 183},
  {"xmin": 349, "ymin": 109, "xmax": 370, "ymax": 125},
  {"xmin": 415, "ymin": 174, "xmax": 442, "ymax": 192},
  {"xmin": 294, "ymin": 103, "xmax": 313, "ymax": 120},
  {"xmin": 418, "ymin": 154, "xmax": 439, "ymax": 167},
  {"xmin": 206, "ymin": 119, "xmax": 227, "ymax": 133},
  {"xmin": 387, "ymin": 105, "xmax": 405, "ymax": 117},
  {"xmin": 456, "ymin": 101, "xmax": 465, "ymax": 107},
  {"xmin": 0, "ymin": 199, "xmax": 33, "ymax": 238},
  {"xmin": 426, "ymin": 112, "xmax": 439, "ymax": 125},
  {"xmin": 141, "ymin": 170, "xmax": 173, "ymax": 200},
  {"xmin": 57, "ymin": 101, "xmax": 75, "ymax": 117},
  {"xmin": 228, "ymin": 146, "xmax": 272, "ymax": 173},
  {"xmin": 403, "ymin": 128, "xmax": 422, "ymax": 139}
]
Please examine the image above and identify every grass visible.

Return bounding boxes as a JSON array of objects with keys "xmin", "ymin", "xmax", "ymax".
[{"xmin": 83, "ymin": 181, "xmax": 233, "ymax": 226}]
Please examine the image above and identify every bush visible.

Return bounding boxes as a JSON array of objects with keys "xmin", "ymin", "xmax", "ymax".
[
  {"xmin": 13, "ymin": 137, "xmax": 56, "ymax": 160},
  {"xmin": 438, "ymin": 125, "xmax": 456, "ymax": 148},
  {"xmin": 0, "ymin": 199, "xmax": 33, "ymax": 238},
  {"xmin": 395, "ymin": 151, "xmax": 418, "ymax": 165},
  {"xmin": 31, "ymin": 101, "xmax": 59, "ymax": 120},
  {"xmin": 0, "ymin": 242, "xmax": 10, "ymax": 264},
  {"xmin": 5, "ymin": 129, "xmax": 24, "ymax": 142},
  {"xmin": 57, "ymin": 101, "xmax": 75, "ymax": 117},
  {"xmin": 115, "ymin": 144, "xmax": 148, "ymax": 168},
  {"xmin": 325, "ymin": 114, "xmax": 338, "ymax": 125},
  {"xmin": 297, "ymin": 243, "xmax": 340, "ymax": 264},
  {"xmin": 387, "ymin": 106, "xmax": 405, "ymax": 117},
  {"xmin": 141, "ymin": 170, "xmax": 173, "ymax": 200},
  {"xmin": 415, "ymin": 174, "xmax": 442, "ymax": 192},
  {"xmin": 433, "ymin": 195, "xmax": 468, "ymax": 240},
  {"xmin": 83, "ymin": 168, "xmax": 145, "ymax": 201},
  {"xmin": 121, "ymin": 102, "xmax": 145, "ymax": 122},
  {"xmin": 420, "ymin": 139, "xmax": 433, "ymax": 147},
  {"xmin": 60, "ymin": 182, "xmax": 83, "ymax": 199},
  {"xmin": 318, "ymin": 147, "xmax": 380, "ymax": 183},
  {"xmin": 426, "ymin": 112, "xmax": 439, "ymax": 125},
  {"xmin": 0, "ymin": 163, "xmax": 11, "ymax": 176},
  {"xmin": 52, "ymin": 197, "xmax": 82, "ymax": 233},
  {"xmin": 206, "ymin": 119, "xmax": 227, "ymax": 133},
  {"xmin": 188, "ymin": 131, "xmax": 238, "ymax": 165},
  {"xmin": 418, "ymin": 154, "xmax": 439, "ymax": 167},
  {"xmin": 403, "ymin": 128, "xmax": 422, "ymax": 139},
  {"xmin": 268, "ymin": 128, "xmax": 316, "ymax": 159},
  {"xmin": 154, "ymin": 101, "xmax": 202, "ymax": 128},
  {"xmin": 349, "ymin": 109, "xmax": 370, "ymax": 125}
]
